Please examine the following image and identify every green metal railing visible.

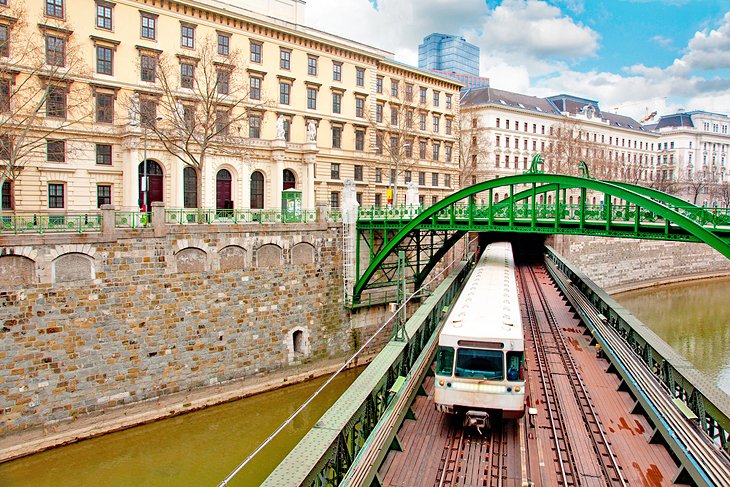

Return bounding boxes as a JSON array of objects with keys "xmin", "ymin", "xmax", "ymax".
[
  {"xmin": 0, "ymin": 213, "xmax": 102, "ymax": 234},
  {"xmin": 164, "ymin": 208, "xmax": 319, "ymax": 224},
  {"xmin": 115, "ymin": 212, "xmax": 150, "ymax": 229}
]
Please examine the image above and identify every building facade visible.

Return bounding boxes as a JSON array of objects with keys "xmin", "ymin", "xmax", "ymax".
[
  {"xmin": 460, "ymin": 88, "xmax": 661, "ymax": 204},
  {"xmin": 651, "ymin": 111, "xmax": 729, "ymax": 206},
  {"xmin": 0, "ymin": 0, "xmax": 460, "ymax": 214},
  {"xmin": 418, "ymin": 33, "xmax": 479, "ymax": 76}
]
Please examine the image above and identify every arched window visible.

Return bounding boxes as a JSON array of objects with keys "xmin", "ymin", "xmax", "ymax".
[
  {"xmin": 283, "ymin": 169, "xmax": 296, "ymax": 190},
  {"xmin": 183, "ymin": 167, "xmax": 198, "ymax": 208},
  {"xmin": 293, "ymin": 330, "xmax": 303, "ymax": 354},
  {"xmin": 1, "ymin": 180, "xmax": 12, "ymax": 210},
  {"xmin": 250, "ymin": 171, "xmax": 264, "ymax": 209}
]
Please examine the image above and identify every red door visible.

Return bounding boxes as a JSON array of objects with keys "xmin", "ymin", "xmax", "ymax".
[{"xmin": 216, "ymin": 169, "xmax": 232, "ymax": 210}]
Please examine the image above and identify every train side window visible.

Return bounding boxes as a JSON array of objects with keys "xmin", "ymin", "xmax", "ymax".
[
  {"xmin": 507, "ymin": 351, "xmax": 524, "ymax": 381},
  {"xmin": 436, "ymin": 346, "xmax": 455, "ymax": 376}
]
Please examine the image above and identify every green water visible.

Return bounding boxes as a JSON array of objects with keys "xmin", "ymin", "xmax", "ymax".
[
  {"xmin": 0, "ymin": 367, "xmax": 361, "ymax": 487},
  {"xmin": 615, "ymin": 276, "xmax": 730, "ymax": 394}
]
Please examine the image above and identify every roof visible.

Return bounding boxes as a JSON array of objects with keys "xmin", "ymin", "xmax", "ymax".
[
  {"xmin": 460, "ymin": 87, "xmax": 561, "ymax": 115},
  {"xmin": 655, "ymin": 112, "xmax": 695, "ymax": 129}
]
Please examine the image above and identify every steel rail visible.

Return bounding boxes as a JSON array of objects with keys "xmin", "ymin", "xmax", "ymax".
[
  {"xmin": 518, "ymin": 266, "xmax": 574, "ymax": 486},
  {"xmin": 527, "ymin": 265, "xmax": 627, "ymax": 487},
  {"xmin": 547, "ymin": 260, "xmax": 730, "ymax": 487}
]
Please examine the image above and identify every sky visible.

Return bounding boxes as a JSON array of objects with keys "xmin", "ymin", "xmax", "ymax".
[{"xmin": 303, "ymin": 0, "xmax": 730, "ymax": 122}]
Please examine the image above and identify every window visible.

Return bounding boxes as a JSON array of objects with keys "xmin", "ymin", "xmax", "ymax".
[
  {"xmin": 419, "ymin": 141, "xmax": 426, "ymax": 159},
  {"xmin": 248, "ymin": 115, "xmax": 261, "ymax": 138},
  {"xmin": 332, "ymin": 92, "xmax": 342, "ymax": 114},
  {"xmin": 332, "ymin": 126, "xmax": 342, "ymax": 148},
  {"xmin": 332, "ymin": 61, "xmax": 342, "ymax": 81},
  {"xmin": 250, "ymin": 41, "xmax": 262, "ymax": 63},
  {"xmin": 140, "ymin": 13, "xmax": 156, "ymax": 40},
  {"xmin": 496, "ymin": 118, "xmax": 501, "ymax": 128},
  {"xmin": 389, "ymin": 168, "xmax": 395, "ymax": 184},
  {"xmin": 139, "ymin": 99, "xmax": 157, "ymax": 126},
  {"xmin": 445, "ymin": 144, "xmax": 452, "ymax": 162},
  {"xmin": 376, "ymin": 103, "xmax": 383, "ymax": 123},
  {"xmin": 47, "ymin": 140, "xmax": 65, "ymax": 162},
  {"xmin": 375, "ymin": 168, "xmax": 382, "ymax": 183},
  {"xmin": 405, "ymin": 84, "xmax": 413, "ymax": 102},
  {"xmin": 307, "ymin": 87, "xmax": 317, "ymax": 109},
  {"xmin": 96, "ymin": 185, "xmax": 111, "ymax": 207},
  {"xmin": 0, "ymin": 79, "xmax": 9, "ymax": 112},
  {"xmin": 307, "ymin": 56, "xmax": 317, "ymax": 76},
  {"xmin": 445, "ymin": 118, "xmax": 452, "ymax": 135},
  {"xmin": 0, "ymin": 25, "xmax": 7, "ymax": 58},
  {"xmin": 249, "ymin": 76, "xmax": 261, "ymax": 100},
  {"xmin": 0, "ymin": 135, "xmax": 10, "ymax": 160},
  {"xmin": 418, "ymin": 171, "xmax": 425, "ymax": 185},
  {"xmin": 432, "ymin": 143, "xmax": 440, "ymax": 161},
  {"xmin": 432, "ymin": 196, "xmax": 437, "ymax": 206},
  {"xmin": 355, "ymin": 130, "xmax": 364, "ymax": 151},
  {"xmin": 181, "ymin": 63, "xmax": 194, "ymax": 88},
  {"xmin": 46, "ymin": 0, "xmax": 64, "ymax": 18},
  {"xmin": 390, "ymin": 107, "xmax": 398, "ymax": 126},
  {"xmin": 433, "ymin": 91, "xmax": 440, "ymax": 107},
  {"xmin": 446, "ymin": 94, "xmax": 452, "ymax": 109},
  {"xmin": 279, "ymin": 82, "xmax": 290, "ymax": 105},
  {"xmin": 330, "ymin": 192, "xmax": 340, "ymax": 208},
  {"xmin": 1, "ymin": 181, "xmax": 11, "ymax": 210},
  {"xmin": 404, "ymin": 170, "xmax": 412, "ymax": 183},
  {"xmin": 330, "ymin": 163, "xmax": 340, "ymax": 179},
  {"xmin": 406, "ymin": 109, "xmax": 413, "ymax": 129},
  {"xmin": 391, "ymin": 79, "xmax": 399, "ymax": 97},
  {"xmin": 432, "ymin": 172, "xmax": 438, "ymax": 186},
  {"xmin": 355, "ymin": 97, "xmax": 364, "ymax": 118},
  {"xmin": 356, "ymin": 67, "xmax": 364, "ymax": 87},
  {"xmin": 48, "ymin": 183, "xmax": 64, "ymax": 209},
  {"xmin": 46, "ymin": 86, "xmax": 66, "ymax": 118},
  {"xmin": 419, "ymin": 113, "xmax": 426, "ymax": 131},
  {"xmin": 96, "ymin": 46, "xmax": 113, "ymax": 75},
  {"xmin": 376, "ymin": 76, "xmax": 383, "ymax": 94},
  {"xmin": 375, "ymin": 133, "xmax": 383, "ymax": 154},
  {"xmin": 96, "ymin": 144, "xmax": 112, "ymax": 164},
  {"xmin": 280, "ymin": 48, "xmax": 291, "ymax": 69},
  {"xmin": 354, "ymin": 164, "xmax": 363, "ymax": 181},
  {"xmin": 405, "ymin": 141, "xmax": 413, "ymax": 157},
  {"xmin": 374, "ymin": 193, "xmax": 381, "ymax": 206},
  {"xmin": 419, "ymin": 87, "xmax": 426, "ymax": 104},
  {"xmin": 181, "ymin": 24, "xmax": 195, "ymax": 49},
  {"xmin": 217, "ymin": 69, "xmax": 230, "ymax": 95},
  {"xmin": 96, "ymin": 92, "xmax": 113, "ymax": 123},
  {"xmin": 432, "ymin": 115, "xmax": 439, "ymax": 133},
  {"xmin": 217, "ymin": 33, "xmax": 230, "ymax": 56},
  {"xmin": 444, "ymin": 174, "xmax": 451, "ymax": 187},
  {"xmin": 45, "ymin": 35, "xmax": 65, "ymax": 66},
  {"xmin": 215, "ymin": 110, "xmax": 229, "ymax": 135},
  {"xmin": 140, "ymin": 54, "xmax": 156, "ymax": 82}
]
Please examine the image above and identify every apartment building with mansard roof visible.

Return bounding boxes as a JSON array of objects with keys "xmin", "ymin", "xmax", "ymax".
[
  {"xmin": 0, "ymin": 0, "xmax": 460, "ymax": 213},
  {"xmin": 460, "ymin": 88, "xmax": 662, "ymax": 203}
]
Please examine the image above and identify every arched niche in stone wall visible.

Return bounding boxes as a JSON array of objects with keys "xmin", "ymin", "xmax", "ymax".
[
  {"xmin": 256, "ymin": 244, "xmax": 282, "ymax": 268},
  {"xmin": 54, "ymin": 253, "xmax": 94, "ymax": 284},
  {"xmin": 0, "ymin": 255, "xmax": 35, "ymax": 287},
  {"xmin": 291, "ymin": 242, "xmax": 315, "ymax": 265},
  {"xmin": 219, "ymin": 245, "xmax": 246, "ymax": 271},
  {"xmin": 175, "ymin": 247, "xmax": 207, "ymax": 273}
]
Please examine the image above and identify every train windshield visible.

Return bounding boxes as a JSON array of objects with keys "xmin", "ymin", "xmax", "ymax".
[
  {"xmin": 436, "ymin": 346, "xmax": 455, "ymax": 376},
  {"xmin": 454, "ymin": 348, "xmax": 503, "ymax": 380}
]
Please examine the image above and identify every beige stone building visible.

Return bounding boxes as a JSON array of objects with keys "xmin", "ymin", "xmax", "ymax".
[{"xmin": 0, "ymin": 0, "xmax": 460, "ymax": 213}]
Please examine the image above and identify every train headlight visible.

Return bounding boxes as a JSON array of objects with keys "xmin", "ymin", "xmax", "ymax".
[
  {"xmin": 438, "ymin": 379, "xmax": 445, "ymax": 386},
  {"xmin": 515, "ymin": 386, "xmax": 521, "ymax": 392}
]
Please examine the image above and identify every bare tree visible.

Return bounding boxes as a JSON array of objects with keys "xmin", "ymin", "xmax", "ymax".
[
  {"xmin": 457, "ymin": 110, "xmax": 491, "ymax": 189},
  {"xmin": 683, "ymin": 166, "xmax": 711, "ymax": 205},
  {"xmin": 541, "ymin": 119, "xmax": 587, "ymax": 176},
  {"xmin": 364, "ymin": 78, "xmax": 432, "ymax": 206},
  {"xmin": 716, "ymin": 180, "xmax": 730, "ymax": 208},
  {"xmin": 0, "ymin": 4, "xmax": 92, "ymax": 212},
  {"xmin": 126, "ymin": 35, "xmax": 263, "ymax": 208}
]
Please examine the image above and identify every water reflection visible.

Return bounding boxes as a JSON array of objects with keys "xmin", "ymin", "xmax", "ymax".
[{"xmin": 615, "ymin": 277, "xmax": 730, "ymax": 394}]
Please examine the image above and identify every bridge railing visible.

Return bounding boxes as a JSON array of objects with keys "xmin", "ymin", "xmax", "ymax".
[
  {"xmin": 261, "ymin": 256, "xmax": 475, "ymax": 487},
  {"xmin": 546, "ymin": 246, "xmax": 730, "ymax": 454}
]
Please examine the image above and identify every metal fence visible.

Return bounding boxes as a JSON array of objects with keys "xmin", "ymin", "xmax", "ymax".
[
  {"xmin": 164, "ymin": 208, "xmax": 320, "ymax": 225},
  {"xmin": 0, "ymin": 213, "xmax": 102, "ymax": 234}
]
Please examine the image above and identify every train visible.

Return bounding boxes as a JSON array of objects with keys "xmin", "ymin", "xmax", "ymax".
[{"xmin": 434, "ymin": 241, "xmax": 526, "ymax": 431}]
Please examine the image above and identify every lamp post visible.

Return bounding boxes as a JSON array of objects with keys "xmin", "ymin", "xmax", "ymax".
[
  {"xmin": 141, "ymin": 115, "xmax": 162, "ymax": 211},
  {"xmin": 386, "ymin": 142, "xmax": 409, "ymax": 207}
]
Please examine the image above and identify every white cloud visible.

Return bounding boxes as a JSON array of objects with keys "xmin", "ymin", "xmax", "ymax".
[{"xmin": 651, "ymin": 35, "xmax": 673, "ymax": 48}]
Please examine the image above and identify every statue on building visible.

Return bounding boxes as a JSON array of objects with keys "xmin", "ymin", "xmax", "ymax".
[
  {"xmin": 306, "ymin": 120, "xmax": 317, "ymax": 142},
  {"xmin": 276, "ymin": 115, "xmax": 286, "ymax": 140}
]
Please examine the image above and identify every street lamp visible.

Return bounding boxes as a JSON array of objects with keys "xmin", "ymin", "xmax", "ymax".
[{"xmin": 141, "ymin": 115, "xmax": 162, "ymax": 211}]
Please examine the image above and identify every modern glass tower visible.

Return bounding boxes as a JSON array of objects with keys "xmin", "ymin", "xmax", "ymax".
[{"xmin": 418, "ymin": 33, "xmax": 480, "ymax": 76}]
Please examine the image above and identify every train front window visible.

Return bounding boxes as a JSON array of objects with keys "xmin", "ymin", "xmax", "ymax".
[
  {"xmin": 507, "ymin": 351, "xmax": 524, "ymax": 381},
  {"xmin": 455, "ymin": 348, "xmax": 503, "ymax": 380},
  {"xmin": 436, "ymin": 346, "xmax": 455, "ymax": 376}
]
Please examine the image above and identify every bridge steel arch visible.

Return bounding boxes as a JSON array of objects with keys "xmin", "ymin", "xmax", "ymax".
[{"xmin": 353, "ymin": 174, "xmax": 730, "ymax": 304}]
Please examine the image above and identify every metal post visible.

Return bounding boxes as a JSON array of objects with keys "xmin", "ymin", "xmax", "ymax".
[
  {"xmin": 393, "ymin": 250, "xmax": 409, "ymax": 342},
  {"xmin": 142, "ymin": 124, "xmax": 148, "ymax": 210}
]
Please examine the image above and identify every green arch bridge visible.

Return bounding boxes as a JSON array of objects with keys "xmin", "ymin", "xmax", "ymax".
[{"xmin": 351, "ymin": 172, "xmax": 730, "ymax": 306}]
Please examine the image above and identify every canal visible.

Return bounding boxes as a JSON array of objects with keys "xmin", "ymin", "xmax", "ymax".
[
  {"xmin": 0, "ymin": 367, "xmax": 362, "ymax": 487},
  {"xmin": 615, "ymin": 276, "xmax": 730, "ymax": 394}
]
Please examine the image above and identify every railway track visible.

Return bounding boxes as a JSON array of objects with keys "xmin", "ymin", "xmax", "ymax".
[
  {"xmin": 519, "ymin": 263, "xmax": 626, "ymax": 487},
  {"xmin": 435, "ymin": 420, "xmax": 510, "ymax": 487}
]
